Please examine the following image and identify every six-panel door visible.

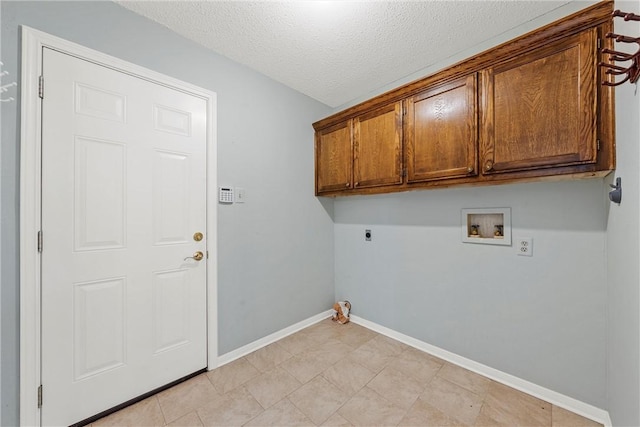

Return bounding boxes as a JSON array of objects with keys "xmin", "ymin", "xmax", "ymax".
[{"xmin": 41, "ymin": 48, "xmax": 208, "ymax": 426}]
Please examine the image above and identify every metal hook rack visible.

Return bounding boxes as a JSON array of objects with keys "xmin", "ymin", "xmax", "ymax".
[
  {"xmin": 1, "ymin": 61, "xmax": 17, "ymax": 103},
  {"xmin": 599, "ymin": 10, "xmax": 640, "ymax": 87}
]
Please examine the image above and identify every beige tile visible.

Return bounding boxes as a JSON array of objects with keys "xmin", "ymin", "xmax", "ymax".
[
  {"xmin": 288, "ymin": 375, "xmax": 350, "ymax": 425},
  {"xmin": 277, "ymin": 332, "xmax": 318, "ymax": 355},
  {"xmin": 157, "ymin": 374, "xmax": 221, "ymax": 423},
  {"xmin": 95, "ymin": 323, "xmax": 576, "ymax": 427},
  {"xmin": 321, "ymin": 412, "xmax": 354, "ymax": 426},
  {"xmin": 196, "ymin": 386, "xmax": 263, "ymax": 426},
  {"xmin": 280, "ymin": 351, "xmax": 331, "ymax": 384},
  {"xmin": 245, "ymin": 342, "xmax": 293, "ymax": 372},
  {"xmin": 322, "ymin": 357, "xmax": 377, "ymax": 396},
  {"xmin": 338, "ymin": 386, "xmax": 407, "ymax": 426},
  {"xmin": 93, "ymin": 396, "xmax": 165, "ymax": 426},
  {"xmin": 399, "ymin": 397, "xmax": 462, "ymax": 427},
  {"xmin": 305, "ymin": 320, "xmax": 345, "ymax": 343},
  {"xmin": 477, "ymin": 381, "xmax": 551, "ymax": 426},
  {"xmin": 166, "ymin": 411, "xmax": 203, "ymax": 427},
  {"xmin": 349, "ymin": 340, "xmax": 396, "ymax": 373},
  {"xmin": 245, "ymin": 398, "xmax": 314, "ymax": 426},
  {"xmin": 393, "ymin": 347, "xmax": 444, "ymax": 384},
  {"xmin": 335, "ymin": 323, "xmax": 379, "ymax": 348},
  {"xmin": 551, "ymin": 406, "xmax": 602, "ymax": 427},
  {"xmin": 367, "ymin": 366, "xmax": 424, "ymax": 409},
  {"xmin": 207, "ymin": 357, "xmax": 260, "ymax": 394},
  {"xmin": 349, "ymin": 335, "xmax": 408, "ymax": 373},
  {"xmin": 303, "ymin": 338, "xmax": 354, "ymax": 366},
  {"xmin": 474, "ymin": 411, "xmax": 507, "ymax": 426},
  {"xmin": 374, "ymin": 335, "xmax": 409, "ymax": 355},
  {"xmin": 245, "ymin": 367, "xmax": 302, "ymax": 409},
  {"xmin": 437, "ymin": 363, "xmax": 492, "ymax": 397},
  {"xmin": 420, "ymin": 376, "xmax": 483, "ymax": 425}
]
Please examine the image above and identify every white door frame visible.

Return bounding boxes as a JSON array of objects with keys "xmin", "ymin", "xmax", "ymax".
[{"xmin": 19, "ymin": 26, "xmax": 218, "ymax": 427}]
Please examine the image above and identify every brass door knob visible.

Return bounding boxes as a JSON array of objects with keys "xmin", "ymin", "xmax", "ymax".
[
  {"xmin": 467, "ymin": 166, "xmax": 474, "ymax": 173},
  {"xmin": 184, "ymin": 251, "xmax": 204, "ymax": 261},
  {"xmin": 193, "ymin": 232, "xmax": 204, "ymax": 242}
]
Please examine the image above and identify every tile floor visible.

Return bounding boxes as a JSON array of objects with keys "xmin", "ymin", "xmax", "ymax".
[{"xmin": 91, "ymin": 319, "xmax": 602, "ymax": 426}]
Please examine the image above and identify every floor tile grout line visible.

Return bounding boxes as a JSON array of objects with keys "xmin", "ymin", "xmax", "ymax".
[
  {"xmin": 155, "ymin": 394, "xmax": 170, "ymax": 426},
  {"xmin": 96, "ymin": 320, "xmax": 602, "ymax": 427}
]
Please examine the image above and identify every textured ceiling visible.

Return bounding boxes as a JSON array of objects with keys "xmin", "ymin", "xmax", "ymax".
[{"xmin": 116, "ymin": 1, "xmax": 574, "ymax": 108}]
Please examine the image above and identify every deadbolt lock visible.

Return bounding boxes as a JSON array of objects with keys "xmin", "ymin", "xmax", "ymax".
[{"xmin": 193, "ymin": 232, "xmax": 204, "ymax": 242}]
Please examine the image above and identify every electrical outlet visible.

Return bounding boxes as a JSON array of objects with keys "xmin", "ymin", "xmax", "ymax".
[{"xmin": 517, "ymin": 238, "xmax": 533, "ymax": 257}]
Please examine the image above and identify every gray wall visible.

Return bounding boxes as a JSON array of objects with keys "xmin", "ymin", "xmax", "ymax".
[
  {"xmin": 0, "ymin": 2, "xmax": 335, "ymax": 425},
  {"xmin": 334, "ymin": 179, "xmax": 607, "ymax": 407},
  {"xmin": 606, "ymin": 1, "xmax": 640, "ymax": 425},
  {"xmin": 332, "ymin": 1, "xmax": 612, "ymax": 409},
  {"xmin": 332, "ymin": 0, "xmax": 640, "ymax": 410}
]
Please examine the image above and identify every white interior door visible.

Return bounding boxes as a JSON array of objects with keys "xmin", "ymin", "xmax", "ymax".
[{"xmin": 41, "ymin": 47, "xmax": 208, "ymax": 426}]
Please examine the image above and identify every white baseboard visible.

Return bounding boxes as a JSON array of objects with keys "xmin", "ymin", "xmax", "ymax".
[
  {"xmin": 214, "ymin": 310, "xmax": 333, "ymax": 368},
  {"xmin": 350, "ymin": 315, "xmax": 612, "ymax": 427}
]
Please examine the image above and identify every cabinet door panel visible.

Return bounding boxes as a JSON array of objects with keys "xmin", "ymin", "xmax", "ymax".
[
  {"xmin": 406, "ymin": 75, "xmax": 478, "ymax": 182},
  {"xmin": 482, "ymin": 29, "xmax": 597, "ymax": 174},
  {"xmin": 316, "ymin": 121, "xmax": 352, "ymax": 194},
  {"xmin": 353, "ymin": 102, "xmax": 403, "ymax": 188}
]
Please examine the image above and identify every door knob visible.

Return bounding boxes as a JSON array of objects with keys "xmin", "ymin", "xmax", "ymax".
[
  {"xmin": 193, "ymin": 232, "xmax": 204, "ymax": 242},
  {"xmin": 184, "ymin": 251, "xmax": 204, "ymax": 261}
]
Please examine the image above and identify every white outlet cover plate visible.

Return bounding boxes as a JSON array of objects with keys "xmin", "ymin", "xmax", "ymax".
[{"xmin": 517, "ymin": 238, "xmax": 533, "ymax": 256}]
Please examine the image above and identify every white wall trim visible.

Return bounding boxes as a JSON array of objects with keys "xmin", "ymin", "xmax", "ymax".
[
  {"xmin": 216, "ymin": 310, "xmax": 333, "ymax": 367},
  {"xmin": 19, "ymin": 26, "xmax": 218, "ymax": 427},
  {"xmin": 19, "ymin": 26, "xmax": 44, "ymax": 427},
  {"xmin": 350, "ymin": 315, "xmax": 612, "ymax": 427}
]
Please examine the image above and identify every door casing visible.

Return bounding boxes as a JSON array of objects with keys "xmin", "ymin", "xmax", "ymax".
[{"xmin": 19, "ymin": 26, "xmax": 219, "ymax": 427}]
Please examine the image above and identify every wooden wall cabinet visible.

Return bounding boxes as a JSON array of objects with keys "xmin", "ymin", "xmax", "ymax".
[
  {"xmin": 481, "ymin": 29, "xmax": 598, "ymax": 175},
  {"xmin": 315, "ymin": 120, "xmax": 352, "ymax": 193},
  {"xmin": 312, "ymin": 1, "xmax": 614, "ymax": 197},
  {"xmin": 315, "ymin": 102, "xmax": 403, "ymax": 194},
  {"xmin": 353, "ymin": 102, "xmax": 403, "ymax": 189},
  {"xmin": 405, "ymin": 75, "xmax": 478, "ymax": 183}
]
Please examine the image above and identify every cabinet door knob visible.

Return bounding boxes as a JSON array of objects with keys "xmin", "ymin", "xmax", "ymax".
[
  {"xmin": 354, "ymin": 182, "xmax": 359, "ymax": 187},
  {"xmin": 467, "ymin": 166, "xmax": 474, "ymax": 173},
  {"xmin": 485, "ymin": 161, "xmax": 493, "ymax": 171},
  {"xmin": 346, "ymin": 183, "xmax": 351, "ymax": 188}
]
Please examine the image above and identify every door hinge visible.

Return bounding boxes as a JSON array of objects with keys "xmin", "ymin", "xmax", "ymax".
[
  {"xmin": 597, "ymin": 139, "xmax": 601, "ymax": 151},
  {"xmin": 206, "ymin": 251, "xmax": 209, "ymax": 259},
  {"xmin": 37, "ymin": 385, "xmax": 43, "ymax": 408},
  {"xmin": 38, "ymin": 75, "xmax": 44, "ymax": 99},
  {"xmin": 597, "ymin": 38, "xmax": 602, "ymax": 49},
  {"xmin": 37, "ymin": 230, "xmax": 43, "ymax": 253},
  {"xmin": 402, "ymin": 167, "xmax": 407, "ymax": 177}
]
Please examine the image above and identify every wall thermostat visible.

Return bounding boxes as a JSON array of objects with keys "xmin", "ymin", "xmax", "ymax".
[{"xmin": 219, "ymin": 187, "xmax": 234, "ymax": 203}]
